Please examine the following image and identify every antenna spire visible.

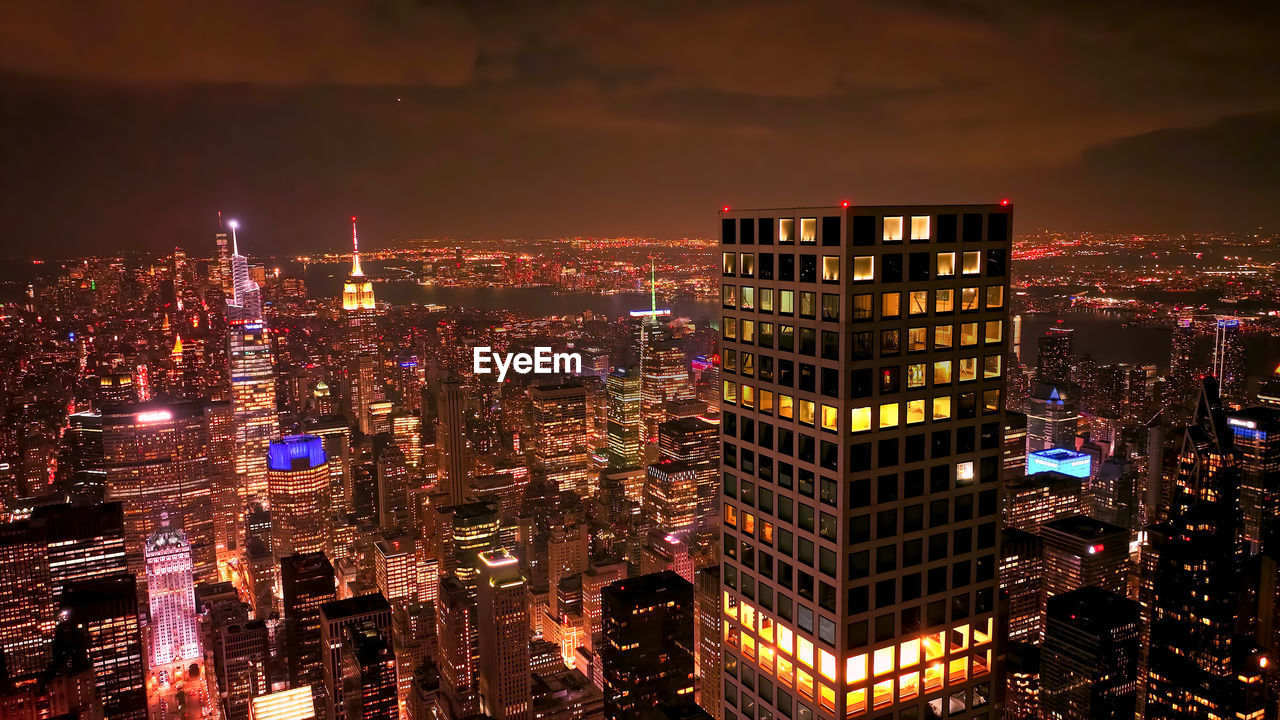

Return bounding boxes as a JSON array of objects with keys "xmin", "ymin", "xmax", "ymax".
[
  {"xmin": 230, "ymin": 221, "xmax": 239, "ymax": 256},
  {"xmin": 650, "ymin": 259, "xmax": 657, "ymax": 320},
  {"xmin": 350, "ymin": 216, "xmax": 364, "ymax": 277}
]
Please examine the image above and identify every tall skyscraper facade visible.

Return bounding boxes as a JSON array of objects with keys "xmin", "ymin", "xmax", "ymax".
[
  {"xmin": 145, "ymin": 515, "xmax": 201, "ymax": 666},
  {"xmin": 640, "ymin": 323, "xmax": 694, "ymax": 442},
  {"xmin": 530, "ymin": 383, "xmax": 591, "ymax": 495},
  {"xmin": 61, "ymin": 574, "xmax": 147, "ymax": 720},
  {"xmin": 437, "ymin": 377, "xmax": 469, "ymax": 506},
  {"xmin": 718, "ymin": 205, "xmax": 1010, "ymax": 719},
  {"xmin": 319, "ymin": 593, "xmax": 393, "ymax": 720},
  {"xmin": 1034, "ymin": 328, "xmax": 1074, "ymax": 385},
  {"xmin": 1040, "ymin": 587, "xmax": 1140, "ymax": 720},
  {"xmin": 606, "ymin": 369, "xmax": 644, "ymax": 469},
  {"xmin": 343, "ymin": 218, "xmax": 379, "ymax": 435},
  {"xmin": 226, "ymin": 227, "xmax": 277, "ymax": 501},
  {"xmin": 281, "ymin": 552, "xmax": 337, "ymax": 688},
  {"xmin": 600, "ymin": 571, "xmax": 695, "ymax": 719},
  {"xmin": 477, "ymin": 550, "xmax": 532, "ymax": 720},
  {"xmin": 267, "ymin": 435, "xmax": 330, "ymax": 559},
  {"xmin": 1212, "ymin": 316, "xmax": 1244, "ymax": 406}
]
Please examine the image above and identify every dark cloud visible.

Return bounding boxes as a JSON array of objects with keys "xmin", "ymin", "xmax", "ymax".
[{"xmin": 0, "ymin": 1, "xmax": 1278, "ymax": 255}]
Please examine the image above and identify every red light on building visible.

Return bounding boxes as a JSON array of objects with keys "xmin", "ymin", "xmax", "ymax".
[
  {"xmin": 721, "ymin": 206, "xmax": 731, "ymax": 213},
  {"xmin": 710, "ymin": 352, "xmax": 721, "ymax": 366},
  {"xmin": 1000, "ymin": 199, "xmax": 1010, "ymax": 206},
  {"xmin": 840, "ymin": 200, "xmax": 850, "ymax": 208},
  {"xmin": 1088, "ymin": 544, "xmax": 1104, "ymax": 554}
]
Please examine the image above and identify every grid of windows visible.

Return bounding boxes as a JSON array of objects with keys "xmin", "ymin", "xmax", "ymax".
[{"xmin": 719, "ymin": 206, "xmax": 1010, "ymax": 720}]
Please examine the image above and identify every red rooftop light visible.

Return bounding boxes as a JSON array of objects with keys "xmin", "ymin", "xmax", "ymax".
[
  {"xmin": 1000, "ymin": 199, "xmax": 1010, "ymax": 206},
  {"xmin": 840, "ymin": 200, "xmax": 850, "ymax": 208},
  {"xmin": 721, "ymin": 206, "xmax": 731, "ymax": 213}
]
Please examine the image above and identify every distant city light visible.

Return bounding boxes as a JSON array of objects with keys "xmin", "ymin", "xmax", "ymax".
[{"xmin": 1027, "ymin": 447, "xmax": 1091, "ymax": 478}]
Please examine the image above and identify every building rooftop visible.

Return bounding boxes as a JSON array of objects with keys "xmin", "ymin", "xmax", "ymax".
[{"xmin": 1042, "ymin": 514, "xmax": 1127, "ymax": 540}]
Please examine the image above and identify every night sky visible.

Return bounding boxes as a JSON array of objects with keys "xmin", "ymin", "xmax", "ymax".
[{"xmin": 2, "ymin": 1, "xmax": 1278, "ymax": 256}]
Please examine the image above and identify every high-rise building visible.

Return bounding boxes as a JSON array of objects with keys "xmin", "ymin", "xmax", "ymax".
[
  {"xmin": 657, "ymin": 417, "xmax": 720, "ymax": 534},
  {"xmin": 1002, "ymin": 410, "xmax": 1028, "ymax": 483},
  {"xmin": 304, "ymin": 415, "xmax": 353, "ymax": 518},
  {"xmin": 1004, "ymin": 470, "xmax": 1082, "ymax": 531},
  {"xmin": 225, "ymin": 225, "xmax": 278, "ymax": 502},
  {"xmin": 606, "ymin": 369, "xmax": 644, "ymax": 470},
  {"xmin": 60, "ymin": 574, "xmax": 146, "ymax": 720},
  {"xmin": 530, "ymin": 383, "xmax": 591, "ymax": 495},
  {"xmin": 0, "ymin": 519, "xmax": 55, "ymax": 676},
  {"xmin": 449, "ymin": 501, "xmax": 501, "ymax": 592},
  {"xmin": 1039, "ymin": 515, "xmax": 1128, "ymax": 606},
  {"xmin": 281, "ymin": 552, "xmax": 337, "ymax": 688},
  {"xmin": 216, "ymin": 618, "xmax": 271, "ymax": 720},
  {"xmin": 267, "ymin": 435, "xmax": 330, "ymax": 559},
  {"xmin": 1035, "ymin": 327, "xmax": 1074, "ymax": 385},
  {"xmin": 342, "ymin": 218, "xmax": 379, "ymax": 435},
  {"xmin": 1041, "ymin": 587, "xmax": 1140, "ymax": 720},
  {"xmin": 1005, "ymin": 642, "xmax": 1040, "ymax": 720},
  {"xmin": 719, "ymin": 205, "xmax": 1010, "ymax": 719},
  {"xmin": 340, "ymin": 622, "xmax": 398, "ymax": 720},
  {"xmin": 319, "ymin": 593, "xmax": 393, "ymax": 720},
  {"xmin": 1212, "ymin": 316, "xmax": 1244, "ymax": 406},
  {"xmin": 1000, "ymin": 528, "xmax": 1043, "ymax": 643},
  {"xmin": 374, "ymin": 535, "xmax": 416, "ymax": 604},
  {"xmin": 33, "ymin": 501, "xmax": 127, "ymax": 602},
  {"xmin": 248, "ymin": 686, "xmax": 317, "ymax": 720},
  {"xmin": 436, "ymin": 377, "xmax": 469, "ymax": 506},
  {"xmin": 1026, "ymin": 382, "xmax": 1081, "ymax": 452},
  {"xmin": 600, "ymin": 571, "xmax": 695, "ymax": 719},
  {"xmin": 477, "ymin": 550, "xmax": 532, "ymax": 720},
  {"xmin": 640, "ymin": 324, "xmax": 694, "ymax": 443},
  {"xmin": 436, "ymin": 575, "xmax": 480, "ymax": 718},
  {"xmin": 1145, "ymin": 380, "xmax": 1272, "ymax": 718},
  {"xmin": 643, "ymin": 460, "xmax": 699, "ymax": 537},
  {"xmin": 1226, "ymin": 406, "xmax": 1280, "ymax": 550},
  {"xmin": 694, "ymin": 567, "xmax": 723, "ymax": 720},
  {"xmin": 145, "ymin": 514, "xmax": 201, "ymax": 667}
]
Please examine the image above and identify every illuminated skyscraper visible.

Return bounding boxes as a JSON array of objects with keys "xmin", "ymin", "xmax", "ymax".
[
  {"xmin": 657, "ymin": 416, "xmax": 719, "ymax": 535},
  {"xmin": 640, "ymin": 324, "xmax": 694, "ymax": 443},
  {"xmin": 605, "ymin": 368, "xmax": 643, "ymax": 470},
  {"xmin": 694, "ymin": 566, "xmax": 723, "ymax": 720},
  {"xmin": 267, "ymin": 435, "xmax": 330, "ymax": 560},
  {"xmin": 1035, "ymin": 327, "xmax": 1074, "ymax": 385},
  {"xmin": 450, "ymin": 501, "xmax": 501, "ymax": 592},
  {"xmin": 477, "ymin": 550, "xmax": 532, "ymax": 720},
  {"xmin": 340, "ymin": 622, "xmax": 398, "ymax": 720},
  {"xmin": 374, "ymin": 535, "xmax": 416, "ymax": 604},
  {"xmin": 719, "ymin": 205, "xmax": 1010, "ymax": 718},
  {"xmin": 437, "ymin": 575, "xmax": 480, "ymax": 718},
  {"xmin": 145, "ymin": 513, "xmax": 201, "ymax": 666},
  {"xmin": 437, "ymin": 377, "xmax": 470, "ymax": 506},
  {"xmin": 1041, "ymin": 588, "xmax": 1140, "ymax": 720},
  {"xmin": 320, "ymin": 593, "xmax": 393, "ymax": 720},
  {"xmin": 281, "ymin": 552, "xmax": 336, "ymax": 688},
  {"xmin": 642, "ymin": 460, "xmax": 699, "ymax": 537},
  {"xmin": 226, "ymin": 223, "xmax": 277, "ymax": 501},
  {"xmin": 0, "ymin": 520, "xmax": 55, "ymax": 676},
  {"xmin": 342, "ymin": 218, "xmax": 379, "ymax": 435},
  {"xmin": 1039, "ymin": 515, "xmax": 1128, "ymax": 610},
  {"xmin": 61, "ymin": 574, "xmax": 146, "ymax": 720},
  {"xmin": 1167, "ymin": 317, "xmax": 1197, "ymax": 409},
  {"xmin": 1026, "ymin": 381, "xmax": 1081, "ymax": 452},
  {"xmin": 530, "ymin": 383, "xmax": 591, "ymax": 495}
]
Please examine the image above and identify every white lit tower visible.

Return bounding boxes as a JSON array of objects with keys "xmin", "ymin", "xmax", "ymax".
[
  {"xmin": 145, "ymin": 513, "xmax": 201, "ymax": 667},
  {"xmin": 639, "ymin": 261, "xmax": 693, "ymax": 442},
  {"xmin": 225, "ymin": 220, "xmax": 277, "ymax": 502},
  {"xmin": 343, "ymin": 217, "xmax": 379, "ymax": 435},
  {"xmin": 215, "ymin": 211, "xmax": 232, "ymax": 294},
  {"xmin": 1212, "ymin": 316, "xmax": 1244, "ymax": 406}
]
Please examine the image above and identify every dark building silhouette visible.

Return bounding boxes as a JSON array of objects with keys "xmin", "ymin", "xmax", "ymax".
[
  {"xmin": 341, "ymin": 621, "xmax": 398, "ymax": 720},
  {"xmin": 320, "ymin": 593, "xmax": 393, "ymax": 720},
  {"xmin": 61, "ymin": 574, "xmax": 146, "ymax": 720},
  {"xmin": 281, "ymin": 551, "xmax": 337, "ymax": 688},
  {"xmin": 600, "ymin": 571, "xmax": 694, "ymax": 720},
  {"xmin": 1041, "ymin": 587, "xmax": 1139, "ymax": 720}
]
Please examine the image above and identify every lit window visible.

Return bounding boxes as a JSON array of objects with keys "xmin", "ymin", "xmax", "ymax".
[
  {"xmin": 800, "ymin": 218, "xmax": 817, "ymax": 244},
  {"xmin": 723, "ymin": 349, "xmax": 737, "ymax": 373},
  {"xmin": 908, "ymin": 291, "xmax": 929, "ymax": 316},
  {"xmin": 819, "ymin": 684, "xmax": 836, "ymax": 714},
  {"xmin": 934, "ymin": 325, "xmax": 953, "ymax": 349},
  {"xmin": 742, "ymin": 634, "xmax": 756, "ymax": 661},
  {"xmin": 873, "ymin": 646, "xmax": 894, "ymax": 676},
  {"xmin": 819, "ymin": 650, "xmax": 837, "ymax": 682},
  {"xmin": 923, "ymin": 632, "xmax": 945, "ymax": 661},
  {"xmin": 983, "ymin": 354, "xmax": 1002, "ymax": 379},
  {"xmin": 845, "ymin": 654, "xmax": 868, "ymax": 684},
  {"xmin": 908, "ymin": 327, "xmax": 927, "ymax": 352},
  {"xmin": 879, "ymin": 403, "xmax": 899, "ymax": 429},
  {"xmin": 936, "ymin": 252, "xmax": 955, "ymax": 277},
  {"xmin": 956, "ymin": 461, "xmax": 975, "ymax": 484},
  {"xmin": 761, "ymin": 522, "xmax": 774, "ymax": 545},
  {"xmin": 798, "ymin": 400, "xmax": 816, "ymax": 427},
  {"xmin": 984, "ymin": 320, "xmax": 1002, "ymax": 344},
  {"xmin": 961, "ymin": 287, "xmax": 979, "ymax": 311},
  {"xmin": 960, "ymin": 323, "xmax": 978, "ymax": 346},
  {"xmin": 777, "ymin": 626, "xmax": 795, "ymax": 656},
  {"xmin": 934, "ymin": 289, "xmax": 954, "ymax": 314},
  {"xmin": 724, "ymin": 318, "xmax": 737, "ymax": 341},
  {"xmin": 741, "ymin": 352, "xmax": 755, "ymax": 376},
  {"xmin": 797, "ymin": 637, "xmax": 815, "ymax": 668},
  {"xmin": 850, "ymin": 407, "xmax": 872, "ymax": 434},
  {"xmin": 741, "ymin": 385, "xmax": 756, "ymax": 409},
  {"xmin": 852, "ymin": 294, "xmax": 873, "ymax": 320},
  {"xmin": 881, "ymin": 292, "xmax": 901, "ymax": 318},
  {"xmin": 742, "ymin": 320, "xmax": 755, "ymax": 343},
  {"xmin": 933, "ymin": 360, "xmax": 952, "ymax": 385},
  {"xmin": 823, "ymin": 256, "xmax": 841, "ymax": 282},
  {"xmin": 923, "ymin": 662, "xmax": 944, "ymax": 693},
  {"xmin": 883, "ymin": 216, "xmax": 904, "ymax": 242},
  {"xmin": 723, "ymin": 253, "xmax": 737, "ymax": 275},
  {"xmin": 932, "ymin": 396, "xmax": 951, "ymax": 421},
  {"xmin": 778, "ymin": 656, "xmax": 795, "ymax": 685},
  {"xmin": 723, "ymin": 381, "xmax": 737, "ymax": 405},
  {"xmin": 723, "ymin": 285, "xmax": 737, "ymax": 308},
  {"xmin": 760, "ymin": 644, "xmax": 776, "ymax": 674},
  {"xmin": 741, "ymin": 253, "xmax": 755, "ymax": 277},
  {"xmin": 898, "ymin": 672, "xmax": 920, "ymax": 701},
  {"xmin": 797, "ymin": 669, "xmax": 814, "ymax": 699},
  {"xmin": 760, "ymin": 616, "xmax": 775, "ymax": 642},
  {"xmin": 983, "ymin": 389, "xmax": 1001, "ymax": 413},
  {"xmin": 724, "ymin": 505, "xmax": 737, "ymax": 528},
  {"xmin": 986, "ymin": 285, "xmax": 1004, "ymax": 308},
  {"xmin": 779, "ymin": 394, "xmax": 794, "ymax": 420},
  {"xmin": 911, "ymin": 216, "xmax": 930, "ymax": 240},
  {"xmin": 873, "ymin": 679, "xmax": 894, "ymax": 709},
  {"xmin": 760, "ymin": 288, "xmax": 774, "ymax": 312},
  {"xmin": 780, "ymin": 218, "xmax": 795, "ymax": 244},
  {"xmin": 948, "ymin": 657, "xmax": 968, "ymax": 684},
  {"xmin": 741, "ymin": 604, "xmax": 756, "ymax": 631},
  {"xmin": 853, "ymin": 256, "xmax": 874, "ymax": 282},
  {"xmin": 741, "ymin": 286, "xmax": 755, "ymax": 310},
  {"xmin": 743, "ymin": 512, "xmax": 756, "ymax": 535},
  {"xmin": 907, "ymin": 364, "xmax": 927, "ymax": 389},
  {"xmin": 846, "ymin": 688, "xmax": 867, "ymax": 716},
  {"xmin": 962, "ymin": 251, "xmax": 980, "ymax": 275},
  {"xmin": 760, "ymin": 389, "xmax": 774, "ymax": 413},
  {"xmin": 906, "ymin": 400, "xmax": 925, "ymax": 425},
  {"xmin": 899, "ymin": 639, "xmax": 920, "ymax": 668},
  {"xmin": 821, "ymin": 405, "xmax": 839, "ymax": 432}
]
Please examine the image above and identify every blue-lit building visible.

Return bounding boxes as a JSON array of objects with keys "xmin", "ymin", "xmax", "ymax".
[
  {"xmin": 267, "ymin": 435, "xmax": 329, "ymax": 559},
  {"xmin": 1027, "ymin": 447, "xmax": 1091, "ymax": 479}
]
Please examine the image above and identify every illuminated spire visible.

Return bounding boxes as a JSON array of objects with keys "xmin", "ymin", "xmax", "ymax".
[
  {"xmin": 229, "ymin": 219, "xmax": 241, "ymax": 256},
  {"xmin": 172, "ymin": 334, "xmax": 184, "ymax": 357},
  {"xmin": 350, "ymin": 216, "xmax": 364, "ymax": 277},
  {"xmin": 650, "ymin": 259, "xmax": 657, "ymax": 317}
]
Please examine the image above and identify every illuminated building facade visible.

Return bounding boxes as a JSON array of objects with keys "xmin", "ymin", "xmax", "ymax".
[
  {"xmin": 1212, "ymin": 316, "xmax": 1244, "ymax": 406},
  {"xmin": 1039, "ymin": 515, "xmax": 1128, "ymax": 609},
  {"xmin": 530, "ymin": 383, "xmax": 591, "ymax": 495},
  {"xmin": 658, "ymin": 416, "xmax": 720, "ymax": 534},
  {"xmin": 719, "ymin": 205, "xmax": 1010, "ymax": 719},
  {"xmin": 437, "ymin": 377, "xmax": 469, "ymax": 506},
  {"xmin": 61, "ymin": 574, "xmax": 146, "ymax": 720},
  {"xmin": 1226, "ymin": 407, "xmax": 1280, "ymax": 550},
  {"xmin": 145, "ymin": 515, "xmax": 201, "ymax": 666},
  {"xmin": 374, "ymin": 535, "xmax": 416, "ymax": 604},
  {"xmin": 319, "ymin": 593, "xmax": 393, "ymax": 720},
  {"xmin": 605, "ymin": 368, "xmax": 643, "ymax": 470},
  {"xmin": 342, "ymin": 218, "xmax": 379, "ymax": 435},
  {"xmin": 437, "ymin": 575, "xmax": 480, "ymax": 718},
  {"xmin": 340, "ymin": 622, "xmax": 398, "ymax": 720},
  {"xmin": 1003, "ymin": 471, "xmax": 1082, "ymax": 531},
  {"xmin": 226, "ymin": 226, "xmax": 277, "ymax": 502},
  {"xmin": 1034, "ymin": 327, "xmax": 1074, "ymax": 385},
  {"xmin": 643, "ymin": 460, "xmax": 699, "ymax": 537},
  {"xmin": 1026, "ymin": 382, "xmax": 1081, "ymax": 452},
  {"xmin": 248, "ymin": 686, "xmax": 317, "ymax": 720},
  {"xmin": 478, "ymin": 550, "xmax": 532, "ymax": 720},
  {"xmin": 695, "ymin": 566, "xmax": 724, "ymax": 720},
  {"xmin": 640, "ymin": 324, "xmax": 694, "ymax": 443},
  {"xmin": 450, "ymin": 501, "xmax": 501, "ymax": 592},
  {"xmin": 267, "ymin": 435, "xmax": 330, "ymax": 559},
  {"xmin": 1026, "ymin": 447, "xmax": 1091, "ymax": 479},
  {"xmin": 0, "ymin": 520, "xmax": 55, "ymax": 676},
  {"xmin": 600, "ymin": 571, "xmax": 695, "ymax": 719}
]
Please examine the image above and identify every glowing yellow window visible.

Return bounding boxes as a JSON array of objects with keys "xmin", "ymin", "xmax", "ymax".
[
  {"xmin": 923, "ymin": 662, "xmax": 944, "ymax": 693},
  {"xmin": 873, "ymin": 647, "xmax": 894, "ymax": 677},
  {"xmin": 923, "ymin": 632, "xmax": 945, "ymax": 661},
  {"xmin": 845, "ymin": 654, "xmax": 867, "ymax": 685},
  {"xmin": 907, "ymin": 364, "xmax": 927, "ymax": 389},
  {"xmin": 959, "ymin": 357, "xmax": 977, "ymax": 382},
  {"xmin": 906, "ymin": 399, "xmax": 925, "ymax": 425},
  {"xmin": 973, "ymin": 618, "xmax": 993, "ymax": 646},
  {"xmin": 742, "ymin": 320, "xmax": 755, "ymax": 343},
  {"xmin": 984, "ymin": 354, "xmax": 1002, "ymax": 379},
  {"xmin": 883, "ymin": 216, "xmax": 903, "ymax": 242},
  {"xmin": 778, "ymin": 656, "xmax": 795, "ymax": 685},
  {"xmin": 742, "ymin": 634, "xmax": 756, "ymax": 661},
  {"xmin": 879, "ymin": 403, "xmax": 899, "ymax": 429},
  {"xmin": 899, "ymin": 639, "xmax": 920, "ymax": 668},
  {"xmin": 911, "ymin": 216, "xmax": 930, "ymax": 240},
  {"xmin": 797, "ymin": 669, "xmax": 814, "ymax": 699},
  {"xmin": 908, "ymin": 327, "xmax": 927, "ymax": 351},
  {"xmin": 779, "ymin": 394, "xmax": 794, "ymax": 420},
  {"xmin": 934, "ymin": 324, "xmax": 953, "ymax": 349},
  {"xmin": 724, "ymin": 505, "xmax": 737, "ymax": 528},
  {"xmin": 984, "ymin": 320, "xmax": 1002, "ymax": 344},
  {"xmin": 740, "ymin": 604, "xmax": 755, "ymax": 631},
  {"xmin": 759, "ymin": 644, "xmax": 776, "ymax": 674},
  {"xmin": 761, "ymin": 522, "xmax": 774, "ymax": 545},
  {"xmin": 724, "ymin": 625, "xmax": 738, "ymax": 645},
  {"xmin": 956, "ymin": 461, "xmax": 975, "ymax": 484},
  {"xmin": 819, "ymin": 683, "xmax": 836, "ymax": 713},
  {"xmin": 974, "ymin": 649, "xmax": 992, "ymax": 676},
  {"xmin": 722, "ymin": 381, "xmax": 737, "ymax": 405},
  {"xmin": 777, "ymin": 626, "xmax": 794, "ymax": 656},
  {"xmin": 743, "ymin": 513, "xmax": 756, "ymax": 536},
  {"xmin": 962, "ymin": 251, "xmax": 980, "ymax": 275},
  {"xmin": 798, "ymin": 400, "xmax": 816, "ymax": 427},
  {"xmin": 780, "ymin": 218, "xmax": 795, "ymax": 243},
  {"xmin": 797, "ymin": 637, "xmax": 815, "ymax": 668},
  {"xmin": 932, "ymin": 396, "xmax": 951, "ymax": 421},
  {"xmin": 800, "ymin": 218, "xmax": 817, "ymax": 243},
  {"xmin": 898, "ymin": 672, "xmax": 920, "ymax": 701},
  {"xmin": 723, "ymin": 591, "xmax": 737, "ymax": 616},
  {"xmin": 846, "ymin": 688, "xmax": 867, "ymax": 717},
  {"xmin": 948, "ymin": 657, "xmax": 968, "ymax": 684},
  {"xmin": 909, "ymin": 291, "xmax": 929, "ymax": 316},
  {"xmin": 934, "ymin": 288, "xmax": 954, "ymax": 313},
  {"xmin": 760, "ymin": 390, "xmax": 774, "ymax": 413},
  {"xmin": 936, "ymin": 251, "xmax": 955, "ymax": 276},
  {"xmin": 933, "ymin": 360, "xmax": 952, "ymax": 385},
  {"xmin": 852, "ymin": 256, "xmax": 874, "ymax": 281},
  {"xmin": 872, "ymin": 679, "xmax": 894, "ymax": 709},
  {"xmin": 850, "ymin": 407, "xmax": 872, "ymax": 433},
  {"xmin": 950, "ymin": 624, "xmax": 970, "ymax": 652},
  {"xmin": 759, "ymin": 616, "xmax": 775, "ymax": 642},
  {"xmin": 823, "ymin": 256, "xmax": 841, "ymax": 282},
  {"xmin": 984, "ymin": 389, "xmax": 1001, "ymax": 412},
  {"xmin": 961, "ymin": 286, "xmax": 979, "ymax": 311},
  {"xmin": 741, "ymin": 385, "xmax": 755, "ymax": 409},
  {"xmin": 819, "ymin": 649, "xmax": 837, "ymax": 682},
  {"xmin": 723, "ymin": 253, "xmax": 737, "ymax": 274},
  {"xmin": 821, "ymin": 404, "xmax": 839, "ymax": 432},
  {"xmin": 960, "ymin": 323, "xmax": 979, "ymax": 346},
  {"xmin": 881, "ymin": 292, "xmax": 901, "ymax": 318}
]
